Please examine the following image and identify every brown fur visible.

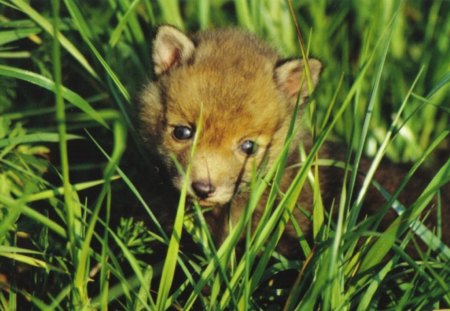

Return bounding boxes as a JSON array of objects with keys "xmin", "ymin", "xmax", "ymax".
[{"xmin": 138, "ymin": 25, "xmax": 449, "ymax": 257}]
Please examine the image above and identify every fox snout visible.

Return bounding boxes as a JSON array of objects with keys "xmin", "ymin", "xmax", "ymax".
[
  {"xmin": 191, "ymin": 180, "xmax": 216, "ymax": 199},
  {"xmin": 187, "ymin": 177, "xmax": 234, "ymax": 206},
  {"xmin": 185, "ymin": 166, "xmax": 237, "ymax": 206}
]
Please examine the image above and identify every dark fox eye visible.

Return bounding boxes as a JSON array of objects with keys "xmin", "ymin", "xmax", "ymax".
[
  {"xmin": 240, "ymin": 140, "xmax": 258, "ymax": 156},
  {"xmin": 173, "ymin": 126, "xmax": 194, "ymax": 140}
]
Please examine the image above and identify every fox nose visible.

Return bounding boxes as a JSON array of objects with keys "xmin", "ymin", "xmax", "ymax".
[{"xmin": 191, "ymin": 181, "xmax": 216, "ymax": 199}]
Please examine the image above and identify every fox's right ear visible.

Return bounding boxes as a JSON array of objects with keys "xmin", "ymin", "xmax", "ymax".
[
  {"xmin": 274, "ymin": 58, "xmax": 322, "ymax": 104},
  {"xmin": 152, "ymin": 25, "xmax": 195, "ymax": 75}
]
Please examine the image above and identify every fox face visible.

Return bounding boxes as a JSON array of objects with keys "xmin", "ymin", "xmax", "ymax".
[{"xmin": 139, "ymin": 25, "xmax": 322, "ymax": 207}]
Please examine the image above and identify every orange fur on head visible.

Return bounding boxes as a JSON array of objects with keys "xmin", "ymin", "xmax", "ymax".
[{"xmin": 139, "ymin": 25, "xmax": 321, "ymax": 206}]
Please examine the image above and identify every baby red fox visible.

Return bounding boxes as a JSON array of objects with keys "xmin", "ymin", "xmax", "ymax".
[{"xmin": 138, "ymin": 25, "xmax": 448, "ymax": 256}]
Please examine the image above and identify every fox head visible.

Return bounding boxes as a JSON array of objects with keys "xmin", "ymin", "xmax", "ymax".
[{"xmin": 139, "ymin": 25, "xmax": 322, "ymax": 207}]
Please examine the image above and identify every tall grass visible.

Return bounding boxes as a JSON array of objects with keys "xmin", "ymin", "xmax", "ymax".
[{"xmin": 0, "ymin": 0, "xmax": 449, "ymax": 309}]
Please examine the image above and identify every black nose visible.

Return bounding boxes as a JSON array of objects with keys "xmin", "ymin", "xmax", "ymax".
[{"xmin": 191, "ymin": 181, "xmax": 216, "ymax": 199}]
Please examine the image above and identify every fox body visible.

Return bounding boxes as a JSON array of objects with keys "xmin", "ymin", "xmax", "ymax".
[{"xmin": 138, "ymin": 26, "xmax": 448, "ymax": 256}]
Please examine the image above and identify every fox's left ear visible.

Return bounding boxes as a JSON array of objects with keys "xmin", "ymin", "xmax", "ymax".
[
  {"xmin": 152, "ymin": 25, "xmax": 195, "ymax": 75},
  {"xmin": 274, "ymin": 58, "xmax": 322, "ymax": 103}
]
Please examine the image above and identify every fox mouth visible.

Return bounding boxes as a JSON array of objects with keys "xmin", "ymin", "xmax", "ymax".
[
  {"xmin": 196, "ymin": 198, "xmax": 219, "ymax": 207},
  {"xmin": 186, "ymin": 192, "xmax": 232, "ymax": 207}
]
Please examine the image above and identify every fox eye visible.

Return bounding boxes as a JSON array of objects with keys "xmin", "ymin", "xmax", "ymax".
[
  {"xmin": 240, "ymin": 140, "xmax": 258, "ymax": 156},
  {"xmin": 173, "ymin": 125, "xmax": 194, "ymax": 140}
]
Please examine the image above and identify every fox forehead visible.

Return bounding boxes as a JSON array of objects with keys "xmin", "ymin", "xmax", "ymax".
[
  {"xmin": 164, "ymin": 67, "xmax": 287, "ymax": 132},
  {"xmin": 166, "ymin": 70, "xmax": 288, "ymax": 143},
  {"xmin": 161, "ymin": 28, "xmax": 287, "ymax": 126}
]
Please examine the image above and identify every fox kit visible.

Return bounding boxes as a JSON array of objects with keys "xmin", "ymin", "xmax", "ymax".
[{"xmin": 138, "ymin": 25, "xmax": 449, "ymax": 256}]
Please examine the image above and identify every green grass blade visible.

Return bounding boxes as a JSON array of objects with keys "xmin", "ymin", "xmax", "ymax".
[
  {"xmin": 26, "ymin": 176, "xmax": 120, "ymax": 202},
  {"xmin": 109, "ymin": 230, "xmax": 155, "ymax": 310},
  {"xmin": 62, "ymin": 0, "xmax": 131, "ymax": 103},
  {"xmin": 0, "ymin": 27, "xmax": 41, "ymax": 45},
  {"xmin": 348, "ymin": 6, "xmax": 400, "ymax": 225},
  {"xmin": 51, "ymin": 1, "xmax": 85, "ymax": 306},
  {"xmin": 234, "ymin": 0, "xmax": 254, "ymax": 31},
  {"xmin": 0, "ymin": 194, "xmax": 66, "ymax": 238},
  {"xmin": 10, "ymin": 0, "xmax": 99, "ymax": 79},
  {"xmin": 156, "ymin": 107, "xmax": 203, "ymax": 311},
  {"xmin": 356, "ymin": 259, "xmax": 395, "ymax": 311},
  {"xmin": 109, "ymin": 0, "xmax": 142, "ymax": 47},
  {"xmin": 0, "ymin": 64, "xmax": 108, "ymax": 128},
  {"xmin": 156, "ymin": 0, "xmax": 184, "ymax": 29},
  {"xmin": 73, "ymin": 120, "xmax": 126, "ymax": 304},
  {"xmin": 0, "ymin": 132, "xmax": 81, "ymax": 149},
  {"xmin": 426, "ymin": 72, "xmax": 450, "ymax": 99}
]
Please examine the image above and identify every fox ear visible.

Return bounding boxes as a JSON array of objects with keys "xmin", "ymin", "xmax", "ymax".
[
  {"xmin": 274, "ymin": 58, "xmax": 322, "ymax": 103},
  {"xmin": 152, "ymin": 25, "xmax": 195, "ymax": 75}
]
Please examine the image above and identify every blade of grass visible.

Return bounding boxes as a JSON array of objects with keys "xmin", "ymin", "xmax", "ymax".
[
  {"xmin": 0, "ymin": 194, "xmax": 66, "ymax": 238},
  {"xmin": 9, "ymin": 0, "xmax": 98, "ymax": 79},
  {"xmin": 156, "ymin": 106, "xmax": 203, "ymax": 311},
  {"xmin": 26, "ymin": 176, "xmax": 120, "ymax": 202},
  {"xmin": 98, "ymin": 188, "xmax": 111, "ymax": 311},
  {"xmin": 426, "ymin": 72, "xmax": 450, "ymax": 99},
  {"xmin": 348, "ymin": 4, "xmax": 400, "ymax": 227},
  {"xmin": 109, "ymin": 0, "xmax": 143, "ymax": 47},
  {"xmin": 52, "ymin": 1, "xmax": 85, "ymax": 306},
  {"xmin": 0, "ymin": 27, "xmax": 41, "ymax": 45},
  {"xmin": 156, "ymin": 0, "xmax": 184, "ymax": 29},
  {"xmin": 73, "ymin": 118, "xmax": 126, "ymax": 305},
  {"xmin": 234, "ymin": 0, "xmax": 254, "ymax": 31},
  {"xmin": 155, "ymin": 189, "xmax": 187, "ymax": 311},
  {"xmin": 108, "ymin": 229, "xmax": 155, "ymax": 310},
  {"xmin": 0, "ymin": 253, "xmax": 48, "ymax": 270},
  {"xmin": 0, "ymin": 65, "xmax": 108, "ymax": 128},
  {"xmin": 197, "ymin": 0, "xmax": 210, "ymax": 29},
  {"xmin": 135, "ymin": 265, "xmax": 153, "ymax": 311},
  {"xmin": 62, "ymin": 0, "xmax": 130, "ymax": 103},
  {"xmin": 356, "ymin": 258, "xmax": 395, "ymax": 311},
  {"xmin": 0, "ymin": 132, "xmax": 81, "ymax": 149},
  {"xmin": 115, "ymin": 0, "xmax": 149, "ymax": 65}
]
